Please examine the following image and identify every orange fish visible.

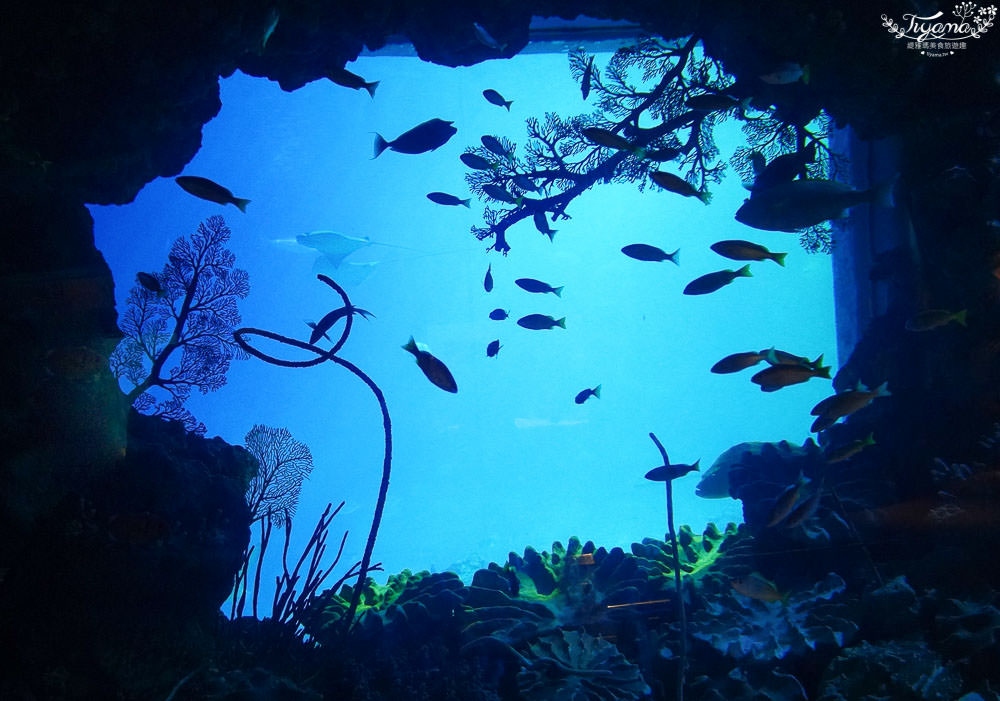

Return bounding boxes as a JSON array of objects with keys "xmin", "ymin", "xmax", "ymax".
[
  {"xmin": 730, "ymin": 573, "xmax": 785, "ymax": 602},
  {"xmin": 710, "ymin": 350, "xmax": 767, "ymax": 374},
  {"xmin": 810, "ymin": 382, "xmax": 889, "ymax": 432},
  {"xmin": 766, "ymin": 474, "xmax": 808, "ymax": 527}
]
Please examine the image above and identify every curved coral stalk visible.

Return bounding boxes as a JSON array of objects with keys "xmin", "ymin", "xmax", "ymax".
[{"xmin": 233, "ymin": 274, "xmax": 391, "ymax": 630}]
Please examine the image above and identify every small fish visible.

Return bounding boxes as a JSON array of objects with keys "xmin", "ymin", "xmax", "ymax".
[
  {"xmin": 751, "ymin": 360, "xmax": 831, "ymax": 392},
  {"xmin": 763, "ymin": 349, "xmax": 824, "ymax": 370},
  {"xmin": 136, "ymin": 272, "xmax": 164, "ymax": 295},
  {"xmin": 482, "ymin": 184, "xmax": 520, "ymax": 205},
  {"xmin": 825, "ymin": 433, "xmax": 876, "ymax": 463},
  {"xmin": 683, "ymin": 265, "xmax": 752, "ymax": 295},
  {"xmin": 402, "ymin": 337, "xmax": 458, "ymax": 393},
  {"xmin": 685, "ymin": 93, "xmax": 748, "ymax": 112},
  {"xmin": 751, "ymin": 144, "xmax": 816, "ymax": 192},
  {"xmin": 256, "ymin": 8, "xmax": 280, "ymax": 54},
  {"xmin": 645, "ymin": 455, "xmax": 700, "ymax": 482},
  {"xmin": 650, "ymin": 171, "xmax": 710, "ymax": 204},
  {"xmin": 328, "ymin": 66, "xmax": 379, "ymax": 98},
  {"xmin": 473, "ymin": 25, "xmax": 506, "ymax": 52},
  {"xmin": 575, "ymin": 385, "xmax": 601, "ymax": 404},
  {"xmin": 645, "ymin": 147, "xmax": 682, "ymax": 162},
  {"xmin": 735, "ymin": 176, "xmax": 896, "ymax": 232},
  {"xmin": 759, "ymin": 62, "xmax": 809, "ymax": 85},
  {"xmin": 766, "ymin": 474, "xmax": 809, "ymax": 527},
  {"xmin": 309, "ymin": 305, "xmax": 374, "ymax": 344},
  {"xmin": 484, "ymin": 264, "xmax": 494, "ymax": 292},
  {"xmin": 621, "ymin": 244, "xmax": 680, "ymax": 264},
  {"xmin": 905, "ymin": 309, "xmax": 967, "ymax": 331},
  {"xmin": 576, "ymin": 551, "xmax": 596, "ymax": 566},
  {"xmin": 710, "ymin": 240, "xmax": 786, "ymax": 266},
  {"xmin": 783, "ymin": 484, "xmax": 823, "ymax": 528},
  {"xmin": 482, "ymin": 88, "xmax": 512, "ymax": 110},
  {"xmin": 306, "ymin": 320, "xmax": 331, "ymax": 342},
  {"xmin": 373, "ymin": 118, "xmax": 457, "ymax": 158},
  {"xmin": 427, "ymin": 192, "xmax": 471, "ymax": 208},
  {"xmin": 730, "ymin": 573, "xmax": 784, "ymax": 602},
  {"xmin": 581, "ymin": 55, "xmax": 595, "ymax": 99},
  {"xmin": 487, "ymin": 339, "xmax": 502, "ymax": 357},
  {"xmin": 710, "ymin": 351, "xmax": 767, "ymax": 374},
  {"xmin": 581, "ymin": 127, "xmax": 645, "ymax": 157},
  {"xmin": 517, "ymin": 314, "xmax": 566, "ymax": 330},
  {"xmin": 532, "ymin": 211, "xmax": 557, "ymax": 240},
  {"xmin": 460, "ymin": 153, "xmax": 497, "ymax": 171},
  {"xmin": 515, "ymin": 278, "xmax": 563, "ymax": 296},
  {"xmin": 513, "ymin": 174, "xmax": 539, "ymax": 191},
  {"xmin": 481, "ymin": 135, "xmax": 511, "ymax": 160},
  {"xmin": 489, "ymin": 308, "xmax": 509, "ymax": 321},
  {"xmin": 810, "ymin": 382, "xmax": 890, "ymax": 432},
  {"xmin": 175, "ymin": 176, "xmax": 250, "ymax": 212}
]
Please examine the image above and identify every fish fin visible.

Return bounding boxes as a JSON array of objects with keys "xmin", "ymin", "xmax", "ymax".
[
  {"xmin": 801, "ymin": 64, "xmax": 811, "ymax": 84},
  {"xmin": 875, "ymin": 381, "xmax": 891, "ymax": 397},
  {"xmin": 593, "ymin": 384, "xmax": 601, "ymax": 399},
  {"xmin": 738, "ymin": 264, "xmax": 753, "ymax": 277},
  {"xmin": 871, "ymin": 173, "xmax": 899, "ymax": 208},
  {"xmin": 668, "ymin": 248, "xmax": 680, "ymax": 265},
  {"xmin": 365, "ymin": 81, "xmax": 380, "ymax": 98},
  {"xmin": 232, "ymin": 198, "xmax": 251, "ymax": 213},
  {"xmin": 865, "ymin": 432, "xmax": 876, "ymax": 446},
  {"xmin": 545, "ymin": 231, "xmax": 557, "ymax": 242},
  {"xmin": 773, "ymin": 252, "xmax": 787, "ymax": 266},
  {"xmin": 556, "ymin": 317, "xmax": 566, "ymax": 329},
  {"xmin": 692, "ymin": 459, "xmax": 700, "ymax": 471},
  {"xmin": 765, "ymin": 348, "xmax": 779, "ymax": 365},
  {"xmin": 461, "ymin": 198, "xmax": 471, "ymax": 208},
  {"xmin": 817, "ymin": 365, "xmax": 832, "ymax": 379},
  {"xmin": 697, "ymin": 189, "xmax": 712, "ymax": 205},
  {"xmin": 552, "ymin": 286, "xmax": 564, "ymax": 297},
  {"xmin": 402, "ymin": 336, "xmax": 417, "ymax": 354},
  {"xmin": 504, "ymin": 100, "xmax": 513, "ymax": 111},
  {"xmin": 373, "ymin": 133, "xmax": 389, "ymax": 158},
  {"xmin": 953, "ymin": 309, "xmax": 968, "ymax": 326}
]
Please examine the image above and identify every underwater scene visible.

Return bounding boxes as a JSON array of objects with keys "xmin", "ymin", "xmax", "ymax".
[{"xmin": 4, "ymin": 3, "xmax": 1000, "ymax": 700}]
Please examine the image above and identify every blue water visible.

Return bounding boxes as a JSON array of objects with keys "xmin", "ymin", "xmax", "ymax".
[{"xmin": 91, "ymin": 52, "xmax": 835, "ymax": 600}]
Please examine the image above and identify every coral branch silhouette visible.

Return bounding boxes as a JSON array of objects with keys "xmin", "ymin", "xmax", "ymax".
[
  {"xmin": 110, "ymin": 215, "xmax": 249, "ymax": 433},
  {"xmin": 244, "ymin": 424, "xmax": 314, "ymax": 527},
  {"xmin": 233, "ymin": 274, "xmax": 391, "ymax": 631}
]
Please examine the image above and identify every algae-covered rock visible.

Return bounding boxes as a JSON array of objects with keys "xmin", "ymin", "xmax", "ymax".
[{"xmin": 817, "ymin": 640, "xmax": 962, "ymax": 701}]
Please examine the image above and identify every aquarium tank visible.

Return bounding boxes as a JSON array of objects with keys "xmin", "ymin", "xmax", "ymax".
[{"xmin": 2, "ymin": 4, "xmax": 1000, "ymax": 701}]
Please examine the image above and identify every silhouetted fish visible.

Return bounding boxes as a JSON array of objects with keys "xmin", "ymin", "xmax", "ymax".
[
  {"xmin": 582, "ymin": 127, "xmax": 643, "ymax": 156},
  {"xmin": 175, "ymin": 176, "xmax": 250, "ymax": 212},
  {"xmin": 810, "ymin": 382, "xmax": 889, "ymax": 432},
  {"xmin": 759, "ymin": 62, "xmax": 808, "ymax": 85},
  {"xmin": 532, "ymin": 211, "xmax": 557, "ymax": 240},
  {"xmin": 136, "ymin": 272, "xmax": 163, "ymax": 295},
  {"xmin": 482, "ymin": 184, "xmax": 520, "ymax": 204},
  {"xmin": 622, "ymin": 244, "xmax": 680, "ymax": 264},
  {"xmin": 751, "ymin": 144, "xmax": 816, "ymax": 192},
  {"xmin": 484, "ymin": 264, "xmax": 494, "ymax": 292},
  {"xmin": 711, "ymin": 240, "xmax": 786, "ymax": 266},
  {"xmin": 650, "ymin": 171, "xmax": 710, "ymax": 204},
  {"xmin": 766, "ymin": 474, "xmax": 808, "ymax": 527},
  {"xmin": 482, "ymin": 88, "xmax": 512, "ymax": 110},
  {"xmin": 645, "ymin": 451, "xmax": 700, "ymax": 482},
  {"xmin": 683, "ymin": 265, "xmax": 752, "ymax": 295},
  {"xmin": 581, "ymin": 55, "xmax": 595, "ymax": 99},
  {"xmin": 513, "ymin": 174, "xmax": 539, "ymax": 191},
  {"xmin": 373, "ymin": 119, "xmax": 457, "ymax": 158},
  {"xmin": 825, "ymin": 433, "xmax": 876, "ymax": 463},
  {"xmin": 752, "ymin": 360, "xmax": 830, "ymax": 392},
  {"xmin": 402, "ymin": 337, "xmax": 457, "ymax": 393},
  {"xmin": 310, "ymin": 305, "xmax": 373, "ymax": 344},
  {"xmin": 710, "ymin": 351, "xmax": 767, "ymax": 374},
  {"xmin": 517, "ymin": 314, "xmax": 565, "ymax": 330},
  {"xmin": 481, "ymin": 135, "xmax": 511, "ymax": 160},
  {"xmin": 515, "ymin": 278, "xmax": 563, "ymax": 296},
  {"xmin": 489, "ymin": 308, "xmax": 509, "ymax": 320},
  {"xmin": 329, "ymin": 66, "xmax": 379, "ymax": 98},
  {"xmin": 487, "ymin": 339, "xmax": 501, "ymax": 357},
  {"xmin": 735, "ymin": 176, "xmax": 896, "ymax": 232},
  {"xmin": 574, "ymin": 385, "xmax": 601, "ymax": 404},
  {"xmin": 460, "ymin": 153, "xmax": 496, "ymax": 171},
  {"xmin": 427, "ymin": 192, "xmax": 471, "ymax": 207},
  {"xmin": 905, "ymin": 309, "xmax": 967, "ymax": 331}
]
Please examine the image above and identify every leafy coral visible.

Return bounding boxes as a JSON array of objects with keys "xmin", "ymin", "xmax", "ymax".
[
  {"xmin": 689, "ymin": 572, "xmax": 859, "ymax": 662},
  {"xmin": 817, "ymin": 640, "xmax": 962, "ymax": 701}
]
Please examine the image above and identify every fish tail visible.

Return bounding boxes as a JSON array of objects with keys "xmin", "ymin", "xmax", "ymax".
[
  {"xmin": 817, "ymin": 364, "xmax": 832, "ymax": 379},
  {"xmin": 953, "ymin": 308, "xmax": 968, "ymax": 326},
  {"xmin": 593, "ymin": 384, "xmax": 601, "ymax": 399},
  {"xmin": 402, "ymin": 336, "xmax": 417, "ymax": 354},
  {"xmin": 697, "ymin": 189, "xmax": 712, "ymax": 205},
  {"xmin": 461, "ymin": 198, "xmax": 472, "ymax": 208},
  {"xmin": 668, "ymin": 248, "xmax": 681, "ymax": 265},
  {"xmin": 865, "ymin": 432, "xmax": 877, "ymax": 446},
  {"xmin": 503, "ymin": 100, "xmax": 513, "ymax": 111},
  {"xmin": 373, "ymin": 133, "xmax": 389, "ymax": 159},
  {"xmin": 545, "ymin": 230, "xmax": 557, "ymax": 242},
  {"xmin": 738, "ymin": 96, "xmax": 753, "ymax": 112},
  {"xmin": 875, "ymin": 381, "xmax": 891, "ymax": 397},
  {"xmin": 232, "ymin": 198, "xmax": 251, "ymax": 213},
  {"xmin": 365, "ymin": 81, "xmax": 380, "ymax": 98},
  {"xmin": 552, "ymin": 286, "xmax": 564, "ymax": 297},
  {"xmin": 772, "ymin": 252, "xmax": 788, "ymax": 266},
  {"xmin": 738, "ymin": 264, "xmax": 753, "ymax": 277},
  {"xmin": 801, "ymin": 64, "xmax": 811, "ymax": 84},
  {"xmin": 555, "ymin": 317, "xmax": 566, "ymax": 329}
]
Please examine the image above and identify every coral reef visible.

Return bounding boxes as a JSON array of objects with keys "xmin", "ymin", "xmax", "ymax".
[{"xmin": 817, "ymin": 640, "xmax": 962, "ymax": 701}]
